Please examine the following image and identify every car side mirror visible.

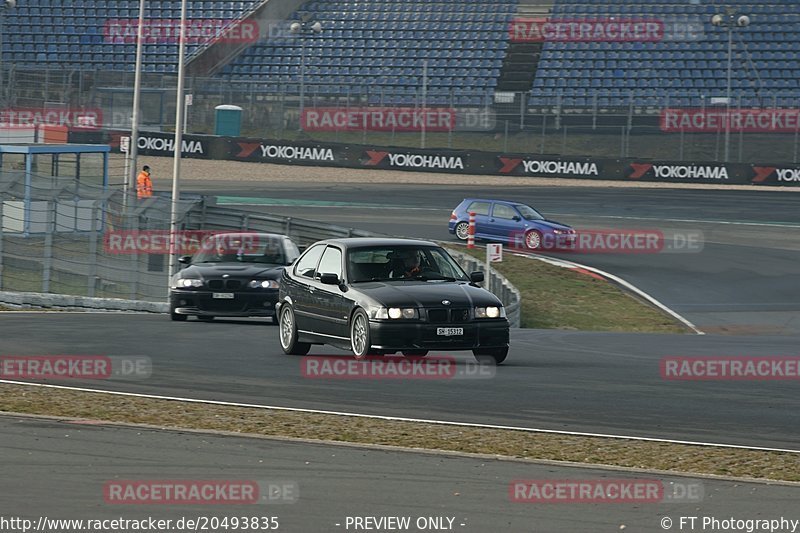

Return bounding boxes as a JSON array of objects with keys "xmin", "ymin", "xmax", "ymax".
[
  {"xmin": 178, "ymin": 255, "xmax": 192, "ymax": 265},
  {"xmin": 512, "ymin": 215, "xmax": 521, "ymax": 221},
  {"xmin": 470, "ymin": 271, "xmax": 484, "ymax": 283},
  {"xmin": 319, "ymin": 273, "xmax": 340, "ymax": 285}
]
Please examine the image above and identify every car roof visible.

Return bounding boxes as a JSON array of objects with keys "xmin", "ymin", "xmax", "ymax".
[
  {"xmin": 202, "ymin": 232, "xmax": 289, "ymax": 239},
  {"xmin": 461, "ymin": 198, "xmax": 518, "ymax": 205},
  {"xmin": 310, "ymin": 238, "xmax": 439, "ymax": 250}
]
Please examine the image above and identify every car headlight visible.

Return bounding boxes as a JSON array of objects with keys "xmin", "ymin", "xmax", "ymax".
[
  {"xmin": 475, "ymin": 306, "xmax": 504, "ymax": 319},
  {"xmin": 553, "ymin": 229, "xmax": 569, "ymax": 234},
  {"xmin": 388, "ymin": 307, "xmax": 418, "ymax": 319},
  {"xmin": 249, "ymin": 279, "xmax": 279, "ymax": 289},
  {"xmin": 177, "ymin": 278, "xmax": 203, "ymax": 288},
  {"xmin": 370, "ymin": 307, "xmax": 418, "ymax": 320}
]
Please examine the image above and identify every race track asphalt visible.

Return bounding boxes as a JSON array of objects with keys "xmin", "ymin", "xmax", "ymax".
[
  {"xmin": 3, "ymin": 415, "xmax": 798, "ymax": 533},
  {"xmin": 2, "ymin": 313, "xmax": 799, "ymax": 449}
]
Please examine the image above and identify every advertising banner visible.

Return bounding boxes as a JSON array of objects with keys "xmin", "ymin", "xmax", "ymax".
[
  {"xmin": 495, "ymin": 155, "xmax": 604, "ymax": 179},
  {"xmin": 228, "ymin": 138, "xmax": 349, "ymax": 166},
  {"xmin": 358, "ymin": 148, "xmax": 470, "ymax": 173},
  {"xmin": 106, "ymin": 131, "xmax": 214, "ymax": 159}
]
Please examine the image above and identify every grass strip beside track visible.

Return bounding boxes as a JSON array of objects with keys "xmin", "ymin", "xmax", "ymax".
[
  {"xmin": 453, "ymin": 247, "xmax": 689, "ymax": 333},
  {"xmin": 0, "ymin": 383, "xmax": 797, "ymax": 482}
]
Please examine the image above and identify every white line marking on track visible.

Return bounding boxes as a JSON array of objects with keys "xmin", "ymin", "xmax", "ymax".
[
  {"xmin": 2, "ymin": 380, "xmax": 795, "ymax": 453},
  {"xmin": 549, "ymin": 213, "xmax": 800, "ymax": 228}
]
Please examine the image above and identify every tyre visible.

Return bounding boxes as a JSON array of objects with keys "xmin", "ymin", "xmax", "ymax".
[
  {"xmin": 402, "ymin": 350, "xmax": 429, "ymax": 357},
  {"xmin": 350, "ymin": 309, "xmax": 372, "ymax": 360},
  {"xmin": 278, "ymin": 305, "xmax": 310, "ymax": 355},
  {"xmin": 473, "ymin": 347, "xmax": 508, "ymax": 365},
  {"xmin": 169, "ymin": 305, "xmax": 187, "ymax": 322},
  {"xmin": 525, "ymin": 230, "xmax": 542, "ymax": 250},
  {"xmin": 454, "ymin": 221, "xmax": 470, "ymax": 241}
]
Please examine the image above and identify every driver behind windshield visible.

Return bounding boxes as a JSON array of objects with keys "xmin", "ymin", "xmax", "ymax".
[{"xmin": 389, "ymin": 249, "xmax": 422, "ymax": 278}]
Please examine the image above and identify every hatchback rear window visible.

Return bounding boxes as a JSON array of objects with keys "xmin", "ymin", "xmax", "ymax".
[{"xmin": 466, "ymin": 201, "xmax": 490, "ymax": 216}]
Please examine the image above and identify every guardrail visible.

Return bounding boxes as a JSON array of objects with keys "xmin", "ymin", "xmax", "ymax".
[
  {"xmin": 187, "ymin": 204, "xmax": 523, "ymax": 327},
  {"xmin": 444, "ymin": 248, "xmax": 522, "ymax": 329}
]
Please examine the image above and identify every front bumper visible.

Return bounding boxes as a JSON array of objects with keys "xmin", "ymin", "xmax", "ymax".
[
  {"xmin": 368, "ymin": 319, "xmax": 509, "ymax": 351},
  {"xmin": 169, "ymin": 289, "xmax": 279, "ymax": 317}
]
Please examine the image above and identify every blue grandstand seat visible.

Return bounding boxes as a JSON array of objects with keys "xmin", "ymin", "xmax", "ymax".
[{"xmin": 530, "ymin": 0, "xmax": 800, "ymax": 106}]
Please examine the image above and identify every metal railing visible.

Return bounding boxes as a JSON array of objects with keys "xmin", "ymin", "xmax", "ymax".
[{"xmin": 0, "ymin": 182, "xmax": 522, "ymax": 326}]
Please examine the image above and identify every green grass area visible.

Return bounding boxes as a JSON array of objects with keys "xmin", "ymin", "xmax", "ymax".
[
  {"xmin": 456, "ymin": 247, "xmax": 689, "ymax": 333},
  {"xmin": 1, "ymin": 384, "xmax": 796, "ymax": 481}
]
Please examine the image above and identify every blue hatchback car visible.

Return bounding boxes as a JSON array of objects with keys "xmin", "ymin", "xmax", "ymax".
[{"xmin": 449, "ymin": 199, "xmax": 575, "ymax": 250}]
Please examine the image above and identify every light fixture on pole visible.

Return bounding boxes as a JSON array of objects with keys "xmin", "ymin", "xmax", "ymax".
[
  {"xmin": 0, "ymin": 0, "xmax": 17, "ymax": 109},
  {"xmin": 167, "ymin": 0, "xmax": 188, "ymax": 282},
  {"xmin": 711, "ymin": 9, "xmax": 750, "ymax": 163},
  {"xmin": 289, "ymin": 17, "xmax": 322, "ymax": 126}
]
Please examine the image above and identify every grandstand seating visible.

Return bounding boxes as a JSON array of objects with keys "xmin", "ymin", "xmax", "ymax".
[
  {"xmin": 531, "ymin": 1, "xmax": 800, "ymax": 108},
  {"xmin": 4, "ymin": 0, "xmax": 799, "ymax": 110},
  {"xmin": 2, "ymin": 1, "xmax": 260, "ymax": 72},
  {"xmin": 218, "ymin": 0, "xmax": 519, "ymax": 106}
]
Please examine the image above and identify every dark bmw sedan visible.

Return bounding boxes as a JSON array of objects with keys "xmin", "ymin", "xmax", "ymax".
[
  {"xmin": 276, "ymin": 238, "xmax": 510, "ymax": 364},
  {"xmin": 169, "ymin": 232, "xmax": 301, "ymax": 322}
]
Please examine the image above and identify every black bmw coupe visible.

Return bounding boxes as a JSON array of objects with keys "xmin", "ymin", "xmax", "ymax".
[
  {"xmin": 169, "ymin": 232, "xmax": 301, "ymax": 322},
  {"xmin": 276, "ymin": 238, "xmax": 510, "ymax": 364}
]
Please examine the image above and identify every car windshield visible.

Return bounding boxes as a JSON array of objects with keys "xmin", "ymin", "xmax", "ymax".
[
  {"xmin": 348, "ymin": 245, "xmax": 469, "ymax": 282},
  {"xmin": 515, "ymin": 204, "xmax": 545, "ymax": 221},
  {"xmin": 192, "ymin": 234, "xmax": 287, "ymax": 265}
]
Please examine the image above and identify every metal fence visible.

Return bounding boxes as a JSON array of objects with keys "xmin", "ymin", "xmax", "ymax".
[
  {"xmin": 4, "ymin": 66, "xmax": 800, "ymax": 163},
  {"xmin": 0, "ymin": 170, "xmax": 198, "ymax": 302},
  {"xmin": 0, "ymin": 175, "xmax": 521, "ymax": 326}
]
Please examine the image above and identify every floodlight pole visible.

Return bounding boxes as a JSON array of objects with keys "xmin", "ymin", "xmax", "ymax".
[
  {"xmin": 167, "ymin": 0, "xmax": 188, "ymax": 281},
  {"xmin": 290, "ymin": 19, "xmax": 322, "ymax": 129},
  {"xmin": 725, "ymin": 24, "xmax": 733, "ymax": 163},
  {"xmin": 711, "ymin": 9, "xmax": 749, "ymax": 163},
  {"xmin": 127, "ymin": 0, "xmax": 146, "ymax": 209}
]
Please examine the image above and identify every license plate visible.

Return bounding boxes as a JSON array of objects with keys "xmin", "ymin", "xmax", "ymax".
[
  {"xmin": 212, "ymin": 293, "xmax": 235, "ymax": 299},
  {"xmin": 437, "ymin": 327, "xmax": 463, "ymax": 336}
]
